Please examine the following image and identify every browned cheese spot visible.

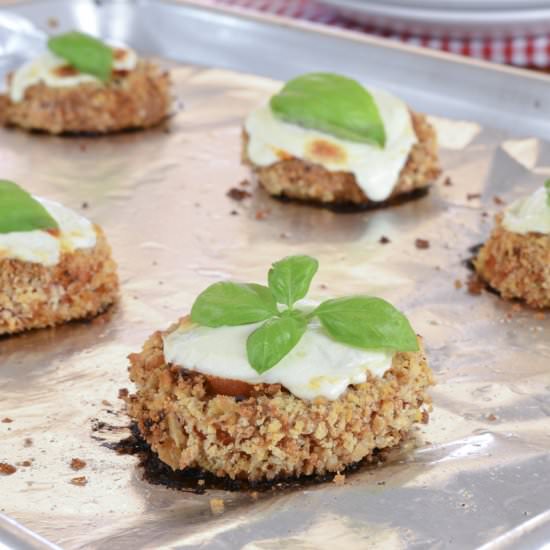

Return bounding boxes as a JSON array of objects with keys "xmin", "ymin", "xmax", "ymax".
[
  {"xmin": 275, "ymin": 149, "xmax": 294, "ymax": 161},
  {"xmin": 306, "ymin": 139, "xmax": 347, "ymax": 165},
  {"xmin": 52, "ymin": 65, "xmax": 80, "ymax": 78},
  {"xmin": 113, "ymin": 48, "xmax": 127, "ymax": 61},
  {"xmin": 44, "ymin": 227, "xmax": 61, "ymax": 237}
]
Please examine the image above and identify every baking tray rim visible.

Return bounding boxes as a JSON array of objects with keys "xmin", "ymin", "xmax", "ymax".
[
  {"xmin": 0, "ymin": 0, "xmax": 549, "ymax": 548},
  {"xmin": 3, "ymin": 0, "xmax": 550, "ymax": 86}
]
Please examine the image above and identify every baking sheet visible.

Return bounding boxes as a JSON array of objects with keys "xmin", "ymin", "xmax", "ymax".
[
  {"xmin": 5, "ymin": 0, "xmax": 550, "ymax": 138},
  {"xmin": 311, "ymin": 0, "xmax": 550, "ymax": 38},
  {"xmin": 1, "ymin": 1, "xmax": 550, "ymax": 549}
]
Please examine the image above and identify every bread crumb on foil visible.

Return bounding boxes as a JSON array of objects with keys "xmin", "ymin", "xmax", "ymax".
[{"xmin": 209, "ymin": 498, "xmax": 225, "ymax": 515}]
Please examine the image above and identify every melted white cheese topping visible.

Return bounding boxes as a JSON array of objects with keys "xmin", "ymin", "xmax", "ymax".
[
  {"xmin": 10, "ymin": 46, "xmax": 138, "ymax": 102},
  {"xmin": 0, "ymin": 197, "xmax": 97, "ymax": 266},
  {"xmin": 163, "ymin": 318, "xmax": 394, "ymax": 401},
  {"xmin": 502, "ymin": 186, "xmax": 550, "ymax": 235},
  {"xmin": 245, "ymin": 88, "xmax": 417, "ymax": 202}
]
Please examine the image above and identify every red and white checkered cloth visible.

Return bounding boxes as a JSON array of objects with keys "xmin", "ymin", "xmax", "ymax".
[{"xmin": 214, "ymin": 0, "xmax": 550, "ymax": 67}]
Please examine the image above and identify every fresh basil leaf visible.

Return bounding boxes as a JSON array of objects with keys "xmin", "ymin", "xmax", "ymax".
[
  {"xmin": 270, "ymin": 73, "xmax": 386, "ymax": 147},
  {"xmin": 0, "ymin": 180, "xmax": 58, "ymax": 234},
  {"xmin": 191, "ymin": 282, "xmax": 278, "ymax": 327},
  {"xmin": 545, "ymin": 179, "xmax": 550, "ymax": 207},
  {"xmin": 48, "ymin": 31, "xmax": 113, "ymax": 83},
  {"xmin": 314, "ymin": 296, "xmax": 418, "ymax": 352},
  {"xmin": 268, "ymin": 255, "xmax": 319, "ymax": 308},
  {"xmin": 247, "ymin": 315, "xmax": 307, "ymax": 374}
]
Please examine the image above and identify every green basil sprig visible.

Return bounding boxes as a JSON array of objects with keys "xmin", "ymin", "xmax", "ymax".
[
  {"xmin": 0, "ymin": 180, "xmax": 59, "ymax": 234},
  {"xmin": 268, "ymin": 255, "xmax": 319, "ymax": 307},
  {"xmin": 270, "ymin": 73, "xmax": 386, "ymax": 147},
  {"xmin": 191, "ymin": 282, "xmax": 278, "ymax": 327},
  {"xmin": 191, "ymin": 255, "xmax": 418, "ymax": 374},
  {"xmin": 247, "ymin": 314, "xmax": 307, "ymax": 374},
  {"xmin": 313, "ymin": 297, "xmax": 418, "ymax": 351},
  {"xmin": 545, "ymin": 179, "xmax": 550, "ymax": 207},
  {"xmin": 48, "ymin": 31, "xmax": 113, "ymax": 83}
]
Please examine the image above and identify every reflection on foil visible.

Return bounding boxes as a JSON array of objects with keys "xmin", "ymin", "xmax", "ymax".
[
  {"xmin": 0, "ymin": 52, "xmax": 549, "ymax": 550},
  {"xmin": 479, "ymin": 509, "xmax": 550, "ymax": 550},
  {"xmin": 419, "ymin": 433, "xmax": 495, "ymax": 464},
  {"xmin": 0, "ymin": 11, "xmax": 45, "ymax": 82},
  {"xmin": 242, "ymin": 513, "xmax": 404, "ymax": 550},
  {"xmin": 501, "ymin": 137, "xmax": 539, "ymax": 171},
  {"xmin": 427, "ymin": 116, "xmax": 481, "ymax": 150}
]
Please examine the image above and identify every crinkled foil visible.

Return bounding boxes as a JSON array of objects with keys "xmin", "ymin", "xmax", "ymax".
[
  {"xmin": 0, "ymin": 9, "xmax": 44, "ymax": 80},
  {"xmin": 1, "ymin": 22, "xmax": 550, "ymax": 550}
]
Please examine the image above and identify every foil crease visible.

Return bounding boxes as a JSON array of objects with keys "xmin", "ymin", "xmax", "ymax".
[
  {"xmin": 0, "ymin": 11, "xmax": 45, "ymax": 83},
  {"xmin": 0, "ymin": 27, "xmax": 549, "ymax": 550}
]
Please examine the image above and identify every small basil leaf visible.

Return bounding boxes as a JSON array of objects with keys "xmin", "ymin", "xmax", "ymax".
[
  {"xmin": 545, "ymin": 179, "xmax": 550, "ymax": 207},
  {"xmin": 191, "ymin": 282, "xmax": 278, "ymax": 327},
  {"xmin": 247, "ymin": 315, "xmax": 307, "ymax": 374},
  {"xmin": 48, "ymin": 31, "xmax": 113, "ymax": 83},
  {"xmin": 268, "ymin": 255, "xmax": 319, "ymax": 307},
  {"xmin": 270, "ymin": 73, "xmax": 386, "ymax": 147},
  {"xmin": 0, "ymin": 180, "xmax": 58, "ymax": 234},
  {"xmin": 314, "ymin": 296, "xmax": 418, "ymax": 352}
]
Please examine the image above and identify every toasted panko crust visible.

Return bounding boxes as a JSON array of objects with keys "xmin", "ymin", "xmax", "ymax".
[
  {"xmin": 0, "ymin": 61, "xmax": 171, "ymax": 135},
  {"xmin": 242, "ymin": 111, "xmax": 440, "ymax": 207},
  {"xmin": 0, "ymin": 227, "xmax": 118, "ymax": 335},
  {"xmin": 125, "ymin": 320, "xmax": 434, "ymax": 482},
  {"xmin": 475, "ymin": 214, "xmax": 550, "ymax": 309}
]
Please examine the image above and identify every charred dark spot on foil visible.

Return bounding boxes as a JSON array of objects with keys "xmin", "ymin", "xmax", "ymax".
[
  {"xmin": 92, "ymin": 420, "xmax": 108, "ymax": 431},
  {"xmin": 91, "ymin": 418, "xmax": 130, "ymax": 442},
  {"xmin": 463, "ymin": 242, "xmax": 484, "ymax": 271},
  {"xmin": 107, "ymin": 424, "xmax": 384, "ymax": 495},
  {"xmin": 13, "ymin": 119, "xmax": 173, "ymax": 138},
  {"xmin": 91, "ymin": 419, "xmax": 129, "ymax": 431},
  {"xmin": 462, "ymin": 243, "xmax": 501, "ymax": 297},
  {"xmin": 273, "ymin": 186, "xmax": 430, "ymax": 214}
]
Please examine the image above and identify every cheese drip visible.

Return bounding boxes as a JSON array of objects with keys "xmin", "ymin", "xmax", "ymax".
[
  {"xmin": 245, "ymin": 88, "xmax": 417, "ymax": 202},
  {"xmin": 502, "ymin": 186, "xmax": 550, "ymax": 235},
  {"xmin": 163, "ymin": 317, "xmax": 394, "ymax": 401},
  {"xmin": 10, "ymin": 46, "xmax": 138, "ymax": 102},
  {"xmin": 0, "ymin": 197, "xmax": 97, "ymax": 265}
]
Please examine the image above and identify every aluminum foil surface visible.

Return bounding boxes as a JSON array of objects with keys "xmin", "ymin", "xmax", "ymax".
[
  {"xmin": 0, "ymin": 9, "xmax": 44, "ymax": 79},
  {"xmin": 1, "ymin": 48, "xmax": 550, "ymax": 550}
]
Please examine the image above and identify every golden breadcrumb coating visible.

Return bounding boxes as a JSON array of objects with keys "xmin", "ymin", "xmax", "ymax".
[
  {"xmin": 0, "ymin": 227, "xmax": 118, "ymax": 335},
  {"xmin": 242, "ymin": 111, "xmax": 440, "ymax": 207},
  {"xmin": 475, "ymin": 214, "xmax": 550, "ymax": 309},
  {"xmin": 125, "ymin": 319, "xmax": 434, "ymax": 482},
  {"xmin": 0, "ymin": 61, "xmax": 171, "ymax": 135}
]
